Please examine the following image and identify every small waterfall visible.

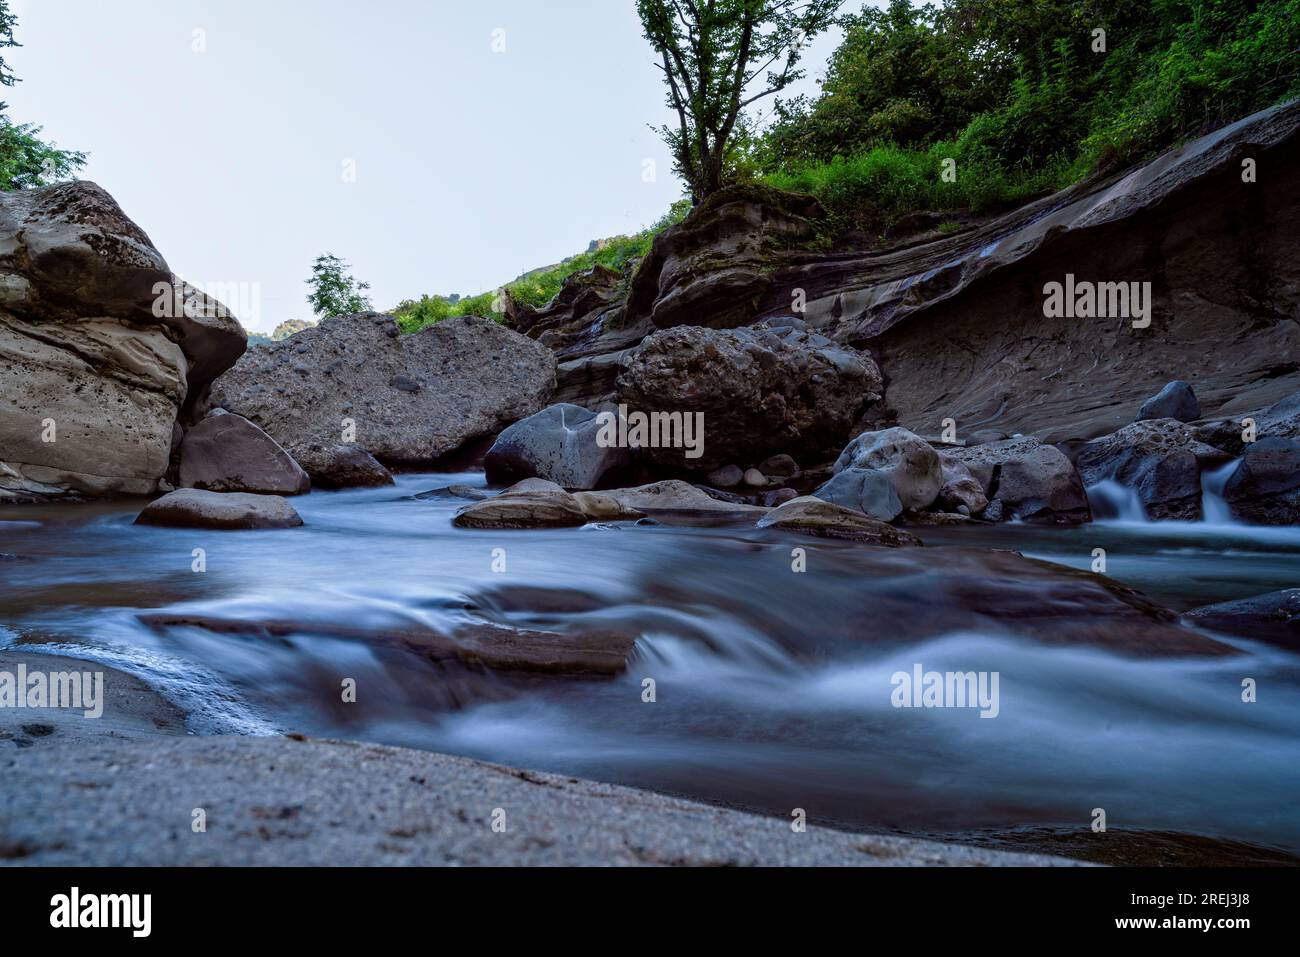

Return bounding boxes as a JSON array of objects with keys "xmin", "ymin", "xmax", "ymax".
[
  {"xmin": 1086, "ymin": 479, "xmax": 1148, "ymax": 523},
  {"xmin": 1200, "ymin": 459, "xmax": 1241, "ymax": 525}
]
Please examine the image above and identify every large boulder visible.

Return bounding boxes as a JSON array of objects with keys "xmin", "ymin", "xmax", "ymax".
[
  {"xmin": 287, "ymin": 442, "xmax": 393, "ymax": 489},
  {"xmin": 832, "ymin": 427, "xmax": 942, "ymax": 512},
  {"xmin": 1222, "ymin": 437, "xmax": 1300, "ymax": 523},
  {"xmin": 212, "ymin": 313, "xmax": 556, "ymax": 466},
  {"xmin": 756, "ymin": 496, "xmax": 922, "ymax": 547},
  {"xmin": 812, "ymin": 467, "xmax": 903, "ymax": 522},
  {"xmin": 0, "ymin": 182, "xmax": 245, "ymax": 501},
  {"xmin": 617, "ymin": 318, "xmax": 881, "ymax": 471},
  {"xmin": 1074, "ymin": 419, "xmax": 1229, "ymax": 520},
  {"xmin": 135, "ymin": 489, "xmax": 303, "ymax": 530},
  {"xmin": 484, "ymin": 403, "xmax": 629, "ymax": 490},
  {"xmin": 948, "ymin": 436, "xmax": 1090, "ymax": 523},
  {"xmin": 178, "ymin": 411, "xmax": 310, "ymax": 495},
  {"xmin": 1136, "ymin": 380, "xmax": 1200, "ymax": 423}
]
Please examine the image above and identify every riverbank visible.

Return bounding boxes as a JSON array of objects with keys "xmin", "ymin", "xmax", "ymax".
[{"xmin": 1, "ymin": 650, "xmax": 1084, "ymax": 866}]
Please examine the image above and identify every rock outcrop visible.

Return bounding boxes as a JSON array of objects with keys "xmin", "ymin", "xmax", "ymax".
[
  {"xmin": 0, "ymin": 182, "xmax": 245, "ymax": 501},
  {"xmin": 617, "ymin": 318, "xmax": 881, "ymax": 471},
  {"xmin": 212, "ymin": 312, "xmax": 556, "ymax": 467}
]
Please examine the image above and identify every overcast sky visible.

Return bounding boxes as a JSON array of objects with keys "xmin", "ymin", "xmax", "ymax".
[{"xmin": 9, "ymin": 0, "xmax": 852, "ymax": 331}]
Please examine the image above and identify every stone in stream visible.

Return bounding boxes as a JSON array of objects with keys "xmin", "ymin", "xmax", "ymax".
[
  {"xmin": 135, "ymin": 489, "xmax": 304, "ymax": 529},
  {"xmin": 1074, "ymin": 419, "xmax": 1230, "ymax": 521},
  {"xmin": 288, "ymin": 442, "xmax": 394, "ymax": 489},
  {"xmin": 452, "ymin": 479, "xmax": 589, "ymax": 529},
  {"xmin": 813, "ymin": 467, "xmax": 903, "ymax": 522},
  {"xmin": 484, "ymin": 402, "xmax": 630, "ymax": 490},
  {"xmin": 601, "ymin": 480, "xmax": 767, "ymax": 517},
  {"xmin": 936, "ymin": 454, "xmax": 989, "ymax": 515},
  {"xmin": 1137, "ymin": 380, "xmax": 1201, "ymax": 423},
  {"xmin": 756, "ymin": 496, "xmax": 922, "ymax": 547},
  {"xmin": 1222, "ymin": 437, "xmax": 1300, "ymax": 523},
  {"xmin": 832, "ymin": 427, "xmax": 943, "ymax": 512},
  {"xmin": 178, "ymin": 411, "xmax": 311, "ymax": 495},
  {"xmin": 1183, "ymin": 589, "xmax": 1300, "ymax": 647},
  {"xmin": 211, "ymin": 312, "xmax": 556, "ymax": 466},
  {"xmin": 947, "ymin": 436, "xmax": 1090, "ymax": 524}
]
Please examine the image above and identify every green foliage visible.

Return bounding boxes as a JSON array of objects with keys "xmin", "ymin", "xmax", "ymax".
[
  {"xmin": 393, "ymin": 200, "xmax": 692, "ymax": 333},
  {"xmin": 754, "ymin": 0, "xmax": 1300, "ymax": 232},
  {"xmin": 0, "ymin": 2, "xmax": 87, "ymax": 190},
  {"xmin": 306, "ymin": 253, "xmax": 372, "ymax": 319}
]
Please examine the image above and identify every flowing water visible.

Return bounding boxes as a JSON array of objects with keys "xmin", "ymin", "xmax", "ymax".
[{"xmin": 3, "ymin": 473, "xmax": 1299, "ymax": 859}]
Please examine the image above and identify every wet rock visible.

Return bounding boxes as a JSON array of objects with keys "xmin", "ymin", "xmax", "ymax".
[
  {"xmin": 288, "ymin": 443, "xmax": 393, "ymax": 489},
  {"xmin": 937, "ymin": 454, "xmax": 989, "ymax": 515},
  {"xmin": 1184, "ymin": 588, "xmax": 1300, "ymax": 647},
  {"xmin": 178, "ymin": 412, "xmax": 311, "ymax": 495},
  {"xmin": 1075, "ymin": 419, "xmax": 1228, "ymax": 521},
  {"xmin": 603, "ymin": 480, "xmax": 767, "ymax": 517},
  {"xmin": 756, "ymin": 496, "xmax": 922, "ymax": 547},
  {"xmin": 213, "ymin": 313, "xmax": 556, "ymax": 466},
  {"xmin": 134, "ymin": 489, "xmax": 304, "ymax": 530},
  {"xmin": 813, "ymin": 467, "xmax": 903, "ymax": 522},
  {"xmin": 617, "ymin": 321, "xmax": 881, "ymax": 471},
  {"xmin": 707, "ymin": 465, "xmax": 744, "ymax": 488},
  {"xmin": 1223, "ymin": 438, "xmax": 1300, "ymax": 523},
  {"xmin": 452, "ymin": 479, "xmax": 588, "ymax": 529},
  {"xmin": 484, "ymin": 403, "xmax": 629, "ymax": 490},
  {"xmin": 1137, "ymin": 380, "xmax": 1200, "ymax": 423},
  {"xmin": 832, "ymin": 427, "xmax": 942, "ymax": 512},
  {"xmin": 571, "ymin": 491, "xmax": 646, "ymax": 522},
  {"xmin": 414, "ymin": 484, "xmax": 490, "ymax": 502},
  {"xmin": 949, "ymin": 437, "xmax": 1090, "ymax": 524}
]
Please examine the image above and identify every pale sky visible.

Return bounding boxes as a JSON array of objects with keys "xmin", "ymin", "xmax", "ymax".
[{"xmin": 8, "ymin": 0, "xmax": 852, "ymax": 331}]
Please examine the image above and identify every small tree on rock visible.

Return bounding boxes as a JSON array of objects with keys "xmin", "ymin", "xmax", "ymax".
[{"xmin": 306, "ymin": 253, "xmax": 371, "ymax": 318}]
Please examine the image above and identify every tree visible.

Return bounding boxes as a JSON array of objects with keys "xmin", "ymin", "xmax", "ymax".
[
  {"xmin": 0, "ymin": 1, "xmax": 86, "ymax": 190},
  {"xmin": 637, "ymin": 0, "xmax": 843, "ymax": 202},
  {"xmin": 306, "ymin": 254, "xmax": 372, "ymax": 318}
]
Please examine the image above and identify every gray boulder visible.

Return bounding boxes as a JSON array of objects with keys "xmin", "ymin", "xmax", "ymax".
[
  {"xmin": 813, "ymin": 467, "xmax": 903, "ymax": 522},
  {"xmin": 484, "ymin": 403, "xmax": 629, "ymax": 490},
  {"xmin": 617, "ymin": 319, "xmax": 882, "ymax": 471},
  {"xmin": 135, "ymin": 489, "xmax": 303, "ymax": 530},
  {"xmin": 1223, "ymin": 438, "xmax": 1300, "ymax": 523},
  {"xmin": 179, "ymin": 412, "xmax": 310, "ymax": 495},
  {"xmin": 937, "ymin": 454, "xmax": 989, "ymax": 515},
  {"xmin": 707, "ymin": 465, "xmax": 744, "ymax": 488},
  {"xmin": 832, "ymin": 427, "xmax": 942, "ymax": 512},
  {"xmin": 212, "ymin": 313, "xmax": 556, "ymax": 465},
  {"xmin": 1137, "ymin": 380, "xmax": 1200, "ymax": 423},
  {"xmin": 949, "ymin": 436, "xmax": 1090, "ymax": 523},
  {"xmin": 289, "ymin": 442, "xmax": 394, "ymax": 489}
]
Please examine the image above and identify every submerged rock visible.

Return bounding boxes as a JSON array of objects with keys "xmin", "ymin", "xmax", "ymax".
[
  {"xmin": 949, "ymin": 436, "xmax": 1090, "ymax": 524},
  {"xmin": 484, "ymin": 403, "xmax": 629, "ymax": 490},
  {"xmin": 135, "ymin": 489, "xmax": 304, "ymax": 530},
  {"xmin": 756, "ymin": 496, "xmax": 922, "ymax": 546},
  {"xmin": 1184, "ymin": 589, "xmax": 1300, "ymax": 647},
  {"xmin": 178, "ymin": 411, "xmax": 311, "ymax": 495},
  {"xmin": 832, "ymin": 427, "xmax": 942, "ymax": 512}
]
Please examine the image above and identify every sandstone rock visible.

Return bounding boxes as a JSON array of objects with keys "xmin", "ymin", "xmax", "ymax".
[
  {"xmin": 506, "ymin": 264, "xmax": 625, "ymax": 339},
  {"xmin": 756, "ymin": 496, "xmax": 922, "ymax": 546},
  {"xmin": 0, "ymin": 182, "xmax": 245, "ymax": 500},
  {"xmin": 179, "ymin": 412, "xmax": 311, "ymax": 495},
  {"xmin": 212, "ymin": 313, "xmax": 556, "ymax": 466},
  {"xmin": 616, "ymin": 319, "xmax": 881, "ymax": 471},
  {"xmin": 813, "ymin": 467, "xmax": 903, "ymax": 522},
  {"xmin": 1184, "ymin": 589, "xmax": 1300, "ymax": 647},
  {"xmin": 289, "ymin": 442, "xmax": 393, "ymax": 489},
  {"xmin": 135, "ymin": 489, "xmax": 303, "ymax": 529},
  {"xmin": 451, "ymin": 479, "xmax": 589, "ymax": 530},
  {"xmin": 949, "ymin": 436, "xmax": 1090, "ymax": 523},
  {"xmin": 1075, "ymin": 419, "xmax": 1229, "ymax": 520},
  {"xmin": 707, "ymin": 465, "xmax": 744, "ymax": 488},
  {"xmin": 832, "ymin": 427, "xmax": 942, "ymax": 512},
  {"xmin": 484, "ymin": 403, "xmax": 629, "ymax": 490},
  {"xmin": 1137, "ymin": 380, "xmax": 1200, "ymax": 423},
  {"xmin": 1223, "ymin": 438, "xmax": 1300, "ymax": 523}
]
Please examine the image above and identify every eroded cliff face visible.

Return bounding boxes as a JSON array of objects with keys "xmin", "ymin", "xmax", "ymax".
[
  {"xmin": 0, "ymin": 182, "xmax": 245, "ymax": 500},
  {"xmin": 521, "ymin": 100, "xmax": 1300, "ymax": 449}
]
